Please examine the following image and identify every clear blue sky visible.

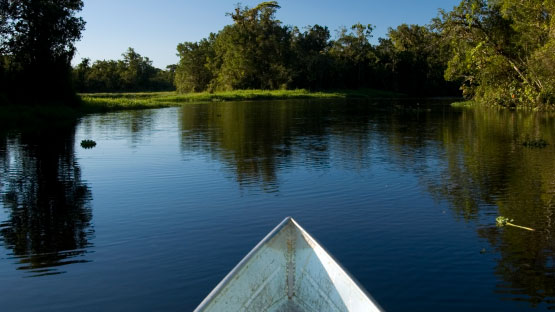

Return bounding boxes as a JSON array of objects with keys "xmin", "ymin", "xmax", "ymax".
[{"xmin": 74, "ymin": 0, "xmax": 461, "ymax": 69}]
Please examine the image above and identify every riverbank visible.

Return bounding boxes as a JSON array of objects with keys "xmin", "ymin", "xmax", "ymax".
[
  {"xmin": 0, "ymin": 104, "xmax": 83, "ymax": 131},
  {"xmin": 0, "ymin": 89, "xmax": 404, "ymax": 130},
  {"xmin": 79, "ymin": 88, "xmax": 404, "ymax": 110},
  {"xmin": 450, "ymin": 100, "xmax": 555, "ymax": 111}
]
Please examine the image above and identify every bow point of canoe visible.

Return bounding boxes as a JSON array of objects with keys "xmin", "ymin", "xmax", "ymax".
[{"xmin": 194, "ymin": 217, "xmax": 383, "ymax": 312}]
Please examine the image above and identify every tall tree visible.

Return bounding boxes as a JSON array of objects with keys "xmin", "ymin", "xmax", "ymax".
[
  {"xmin": 290, "ymin": 25, "xmax": 332, "ymax": 90},
  {"xmin": 73, "ymin": 48, "xmax": 174, "ymax": 93},
  {"xmin": 1, "ymin": 0, "xmax": 85, "ymax": 104},
  {"xmin": 85, "ymin": 59, "xmax": 123, "ymax": 92},
  {"xmin": 175, "ymin": 36, "xmax": 215, "ymax": 92},
  {"xmin": 171, "ymin": 1, "xmax": 465, "ymax": 97},
  {"xmin": 438, "ymin": 0, "xmax": 554, "ymax": 108},
  {"xmin": 120, "ymin": 47, "xmax": 157, "ymax": 91},
  {"xmin": 385, "ymin": 24, "xmax": 457, "ymax": 95},
  {"xmin": 329, "ymin": 23, "xmax": 377, "ymax": 88},
  {"xmin": 209, "ymin": 1, "xmax": 292, "ymax": 90},
  {"xmin": 73, "ymin": 57, "xmax": 91, "ymax": 92},
  {"xmin": 0, "ymin": 0, "xmax": 9, "ymax": 55}
]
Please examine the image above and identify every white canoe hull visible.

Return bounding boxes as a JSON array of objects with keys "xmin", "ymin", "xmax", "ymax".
[{"xmin": 195, "ymin": 217, "xmax": 382, "ymax": 311}]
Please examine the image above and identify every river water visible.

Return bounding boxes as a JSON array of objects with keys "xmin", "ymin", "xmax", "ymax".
[{"xmin": 0, "ymin": 100, "xmax": 554, "ymax": 311}]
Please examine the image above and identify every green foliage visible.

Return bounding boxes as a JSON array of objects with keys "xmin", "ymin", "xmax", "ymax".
[
  {"xmin": 496, "ymin": 216, "xmax": 513, "ymax": 226},
  {"xmin": 0, "ymin": 0, "xmax": 85, "ymax": 105},
  {"xmin": 290, "ymin": 25, "xmax": 333, "ymax": 90},
  {"xmin": 80, "ymin": 139, "xmax": 96, "ymax": 149},
  {"xmin": 438, "ymin": 0, "xmax": 555, "ymax": 108},
  {"xmin": 377, "ymin": 24, "xmax": 459, "ymax": 95},
  {"xmin": 496, "ymin": 216, "xmax": 535, "ymax": 231},
  {"xmin": 328, "ymin": 23, "xmax": 377, "ymax": 89},
  {"xmin": 450, "ymin": 100, "xmax": 476, "ymax": 108},
  {"xmin": 173, "ymin": 2, "xmax": 459, "ymax": 97},
  {"xmin": 209, "ymin": 1, "xmax": 292, "ymax": 90},
  {"xmin": 3, "ymin": 0, "xmax": 554, "ymax": 110},
  {"xmin": 5, "ymin": 0, "xmax": 84, "ymax": 66},
  {"xmin": 79, "ymin": 88, "xmax": 403, "ymax": 110},
  {"xmin": 72, "ymin": 48, "xmax": 174, "ymax": 92},
  {"xmin": 120, "ymin": 48, "xmax": 157, "ymax": 90},
  {"xmin": 175, "ymin": 36, "xmax": 215, "ymax": 92}
]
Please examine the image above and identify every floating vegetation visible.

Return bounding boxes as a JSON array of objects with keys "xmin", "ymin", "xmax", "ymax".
[
  {"xmin": 496, "ymin": 216, "xmax": 535, "ymax": 231},
  {"xmin": 522, "ymin": 138, "xmax": 548, "ymax": 148},
  {"xmin": 450, "ymin": 100, "xmax": 475, "ymax": 108},
  {"xmin": 80, "ymin": 139, "xmax": 97, "ymax": 149}
]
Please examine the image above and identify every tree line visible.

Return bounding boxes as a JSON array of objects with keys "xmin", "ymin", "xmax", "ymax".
[
  {"xmin": 72, "ymin": 48, "xmax": 174, "ymax": 93},
  {"xmin": 1, "ymin": 0, "xmax": 85, "ymax": 105},
  {"xmin": 173, "ymin": 2, "xmax": 459, "ymax": 97},
  {"xmin": 438, "ymin": 0, "xmax": 555, "ymax": 108},
  {"xmin": 174, "ymin": 0, "xmax": 554, "ymax": 107},
  {"xmin": 1, "ymin": 0, "xmax": 554, "ymax": 108}
]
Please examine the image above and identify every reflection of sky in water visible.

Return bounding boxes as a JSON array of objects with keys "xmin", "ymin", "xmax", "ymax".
[{"xmin": 0, "ymin": 205, "xmax": 6, "ymax": 222}]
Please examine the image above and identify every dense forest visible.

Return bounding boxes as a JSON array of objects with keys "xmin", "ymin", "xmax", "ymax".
[
  {"xmin": 72, "ymin": 48, "xmax": 174, "ymax": 93},
  {"xmin": 0, "ymin": 0, "xmax": 85, "ymax": 105},
  {"xmin": 172, "ymin": 0, "xmax": 555, "ymax": 107},
  {"xmin": 0, "ymin": 0, "xmax": 554, "ymax": 108},
  {"xmin": 173, "ymin": 2, "xmax": 458, "ymax": 97},
  {"xmin": 439, "ymin": 0, "xmax": 555, "ymax": 108}
]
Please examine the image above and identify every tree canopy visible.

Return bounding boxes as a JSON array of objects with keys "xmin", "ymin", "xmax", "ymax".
[
  {"xmin": 73, "ymin": 48, "xmax": 174, "ymax": 93},
  {"xmin": 438, "ymin": 0, "xmax": 555, "ymax": 108},
  {"xmin": 1, "ymin": 0, "xmax": 554, "ymax": 109},
  {"xmin": 0, "ymin": 0, "xmax": 85, "ymax": 104},
  {"xmin": 174, "ymin": 2, "xmax": 457, "ymax": 97},
  {"xmin": 171, "ymin": 0, "xmax": 555, "ymax": 108}
]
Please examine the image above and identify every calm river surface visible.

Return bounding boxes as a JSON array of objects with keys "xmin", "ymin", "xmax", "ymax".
[{"xmin": 1, "ymin": 100, "xmax": 554, "ymax": 311}]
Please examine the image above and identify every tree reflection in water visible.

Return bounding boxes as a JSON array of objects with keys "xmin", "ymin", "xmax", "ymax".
[
  {"xmin": 0, "ymin": 123, "xmax": 93, "ymax": 276},
  {"xmin": 179, "ymin": 101, "xmax": 555, "ymax": 308},
  {"xmin": 0, "ymin": 101, "xmax": 551, "ymax": 308},
  {"xmin": 179, "ymin": 100, "xmax": 375, "ymax": 191},
  {"xmin": 414, "ymin": 108, "xmax": 555, "ymax": 308}
]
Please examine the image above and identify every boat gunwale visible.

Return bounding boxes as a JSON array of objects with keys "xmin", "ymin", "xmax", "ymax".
[
  {"xmin": 194, "ymin": 216, "xmax": 384, "ymax": 311},
  {"xmin": 194, "ymin": 217, "xmax": 293, "ymax": 311},
  {"xmin": 289, "ymin": 218, "xmax": 383, "ymax": 312}
]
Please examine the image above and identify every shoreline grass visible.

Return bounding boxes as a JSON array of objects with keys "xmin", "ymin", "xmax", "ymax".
[
  {"xmin": 450, "ymin": 100, "xmax": 476, "ymax": 108},
  {"xmin": 79, "ymin": 88, "xmax": 405, "ymax": 110},
  {"xmin": 1, "ymin": 88, "xmax": 405, "ymax": 129},
  {"xmin": 450, "ymin": 99, "xmax": 555, "ymax": 111}
]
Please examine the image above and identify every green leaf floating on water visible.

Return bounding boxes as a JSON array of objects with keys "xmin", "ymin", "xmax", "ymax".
[
  {"xmin": 496, "ymin": 216, "xmax": 534, "ymax": 231},
  {"xmin": 81, "ymin": 140, "xmax": 97, "ymax": 149},
  {"xmin": 495, "ymin": 216, "xmax": 513, "ymax": 226}
]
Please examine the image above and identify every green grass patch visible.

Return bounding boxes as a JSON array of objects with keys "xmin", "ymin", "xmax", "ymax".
[
  {"xmin": 79, "ymin": 88, "xmax": 404, "ymax": 110},
  {"xmin": 79, "ymin": 95, "xmax": 176, "ymax": 112},
  {"xmin": 450, "ymin": 100, "xmax": 476, "ymax": 108},
  {"xmin": 1, "ymin": 88, "xmax": 404, "ymax": 131},
  {"xmin": 450, "ymin": 99, "xmax": 555, "ymax": 111}
]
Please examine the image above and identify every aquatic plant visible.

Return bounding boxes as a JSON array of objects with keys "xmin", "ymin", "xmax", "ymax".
[
  {"xmin": 522, "ymin": 138, "xmax": 549, "ymax": 148},
  {"xmin": 496, "ymin": 216, "xmax": 534, "ymax": 231},
  {"xmin": 80, "ymin": 139, "xmax": 97, "ymax": 149}
]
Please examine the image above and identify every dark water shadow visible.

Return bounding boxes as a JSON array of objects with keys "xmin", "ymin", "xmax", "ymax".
[{"xmin": 0, "ymin": 120, "xmax": 94, "ymax": 276}]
